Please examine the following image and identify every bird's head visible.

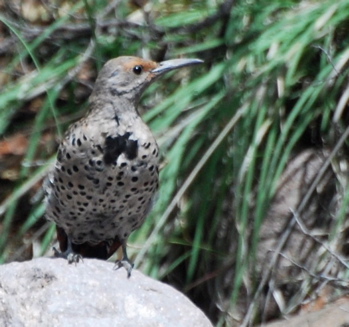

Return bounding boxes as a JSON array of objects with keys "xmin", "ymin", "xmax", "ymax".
[{"xmin": 91, "ymin": 56, "xmax": 203, "ymax": 104}]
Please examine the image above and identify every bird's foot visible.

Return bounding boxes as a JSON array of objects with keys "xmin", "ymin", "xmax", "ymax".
[
  {"xmin": 114, "ymin": 258, "xmax": 134, "ymax": 278},
  {"xmin": 53, "ymin": 246, "xmax": 83, "ymax": 264}
]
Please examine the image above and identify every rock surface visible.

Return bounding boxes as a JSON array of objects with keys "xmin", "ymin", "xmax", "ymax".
[
  {"xmin": 263, "ymin": 297, "xmax": 349, "ymax": 327},
  {"xmin": 0, "ymin": 257, "xmax": 213, "ymax": 327}
]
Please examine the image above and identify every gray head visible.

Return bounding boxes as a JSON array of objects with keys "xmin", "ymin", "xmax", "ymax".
[{"xmin": 90, "ymin": 56, "xmax": 203, "ymax": 104}]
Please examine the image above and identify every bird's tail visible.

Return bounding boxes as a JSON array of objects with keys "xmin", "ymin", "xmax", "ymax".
[{"xmin": 56, "ymin": 226, "xmax": 122, "ymax": 260}]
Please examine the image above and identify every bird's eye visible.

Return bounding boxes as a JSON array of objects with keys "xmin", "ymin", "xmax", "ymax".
[{"xmin": 133, "ymin": 65, "xmax": 143, "ymax": 75}]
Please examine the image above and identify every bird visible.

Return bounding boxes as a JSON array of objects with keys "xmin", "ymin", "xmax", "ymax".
[{"xmin": 44, "ymin": 56, "xmax": 203, "ymax": 277}]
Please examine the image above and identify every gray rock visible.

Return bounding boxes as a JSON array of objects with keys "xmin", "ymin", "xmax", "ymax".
[{"xmin": 0, "ymin": 257, "xmax": 213, "ymax": 327}]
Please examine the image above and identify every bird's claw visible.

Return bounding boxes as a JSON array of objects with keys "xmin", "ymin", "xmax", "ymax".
[
  {"xmin": 67, "ymin": 252, "xmax": 83, "ymax": 264},
  {"xmin": 53, "ymin": 246, "xmax": 83, "ymax": 265},
  {"xmin": 114, "ymin": 259, "xmax": 134, "ymax": 278}
]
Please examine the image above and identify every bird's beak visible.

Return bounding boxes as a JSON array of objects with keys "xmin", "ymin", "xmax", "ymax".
[{"xmin": 151, "ymin": 58, "xmax": 203, "ymax": 75}]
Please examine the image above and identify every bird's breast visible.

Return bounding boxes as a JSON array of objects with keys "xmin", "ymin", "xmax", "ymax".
[{"xmin": 45, "ymin": 119, "xmax": 160, "ymax": 244}]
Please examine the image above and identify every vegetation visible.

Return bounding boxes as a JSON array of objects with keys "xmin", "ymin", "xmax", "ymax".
[{"xmin": 1, "ymin": 0, "xmax": 349, "ymax": 325}]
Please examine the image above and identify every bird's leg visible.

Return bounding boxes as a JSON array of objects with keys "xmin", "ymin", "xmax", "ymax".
[
  {"xmin": 114, "ymin": 243, "xmax": 134, "ymax": 278},
  {"xmin": 53, "ymin": 236, "xmax": 83, "ymax": 264}
]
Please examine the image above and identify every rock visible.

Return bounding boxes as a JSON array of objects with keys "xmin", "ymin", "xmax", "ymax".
[
  {"xmin": 255, "ymin": 149, "xmax": 337, "ymax": 319},
  {"xmin": 263, "ymin": 297, "xmax": 349, "ymax": 327},
  {"xmin": 0, "ymin": 257, "xmax": 213, "ymax": 327}
]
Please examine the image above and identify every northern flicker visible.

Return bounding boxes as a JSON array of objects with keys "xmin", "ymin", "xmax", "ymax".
[{"xmin": 44, "ymin": 56, "xmax": 203, "ymax": 277}]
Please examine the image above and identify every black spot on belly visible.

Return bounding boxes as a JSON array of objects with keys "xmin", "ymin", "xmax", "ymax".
[
  {"xmin": 103, "ymin": 132, "xmax": 138, "ymax": 165},
  {"xmin": 57, "ymin": 149, "xmax": 63, "ymax": 162}
]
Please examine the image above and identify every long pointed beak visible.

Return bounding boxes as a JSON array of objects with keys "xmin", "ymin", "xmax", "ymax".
[{"xmin": 151, "ymin": 58, "xmax": 203, "ymax": 75}]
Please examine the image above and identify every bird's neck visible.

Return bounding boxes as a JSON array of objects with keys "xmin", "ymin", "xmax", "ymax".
[{"xmin": 86, "ymin": 92, "xmax": 140, "ymax": 122}]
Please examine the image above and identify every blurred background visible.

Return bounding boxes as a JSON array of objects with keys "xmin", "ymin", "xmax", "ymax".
[{"xmin": 1, "ymin": 0, "xmax": 349, "ymax": 326}]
